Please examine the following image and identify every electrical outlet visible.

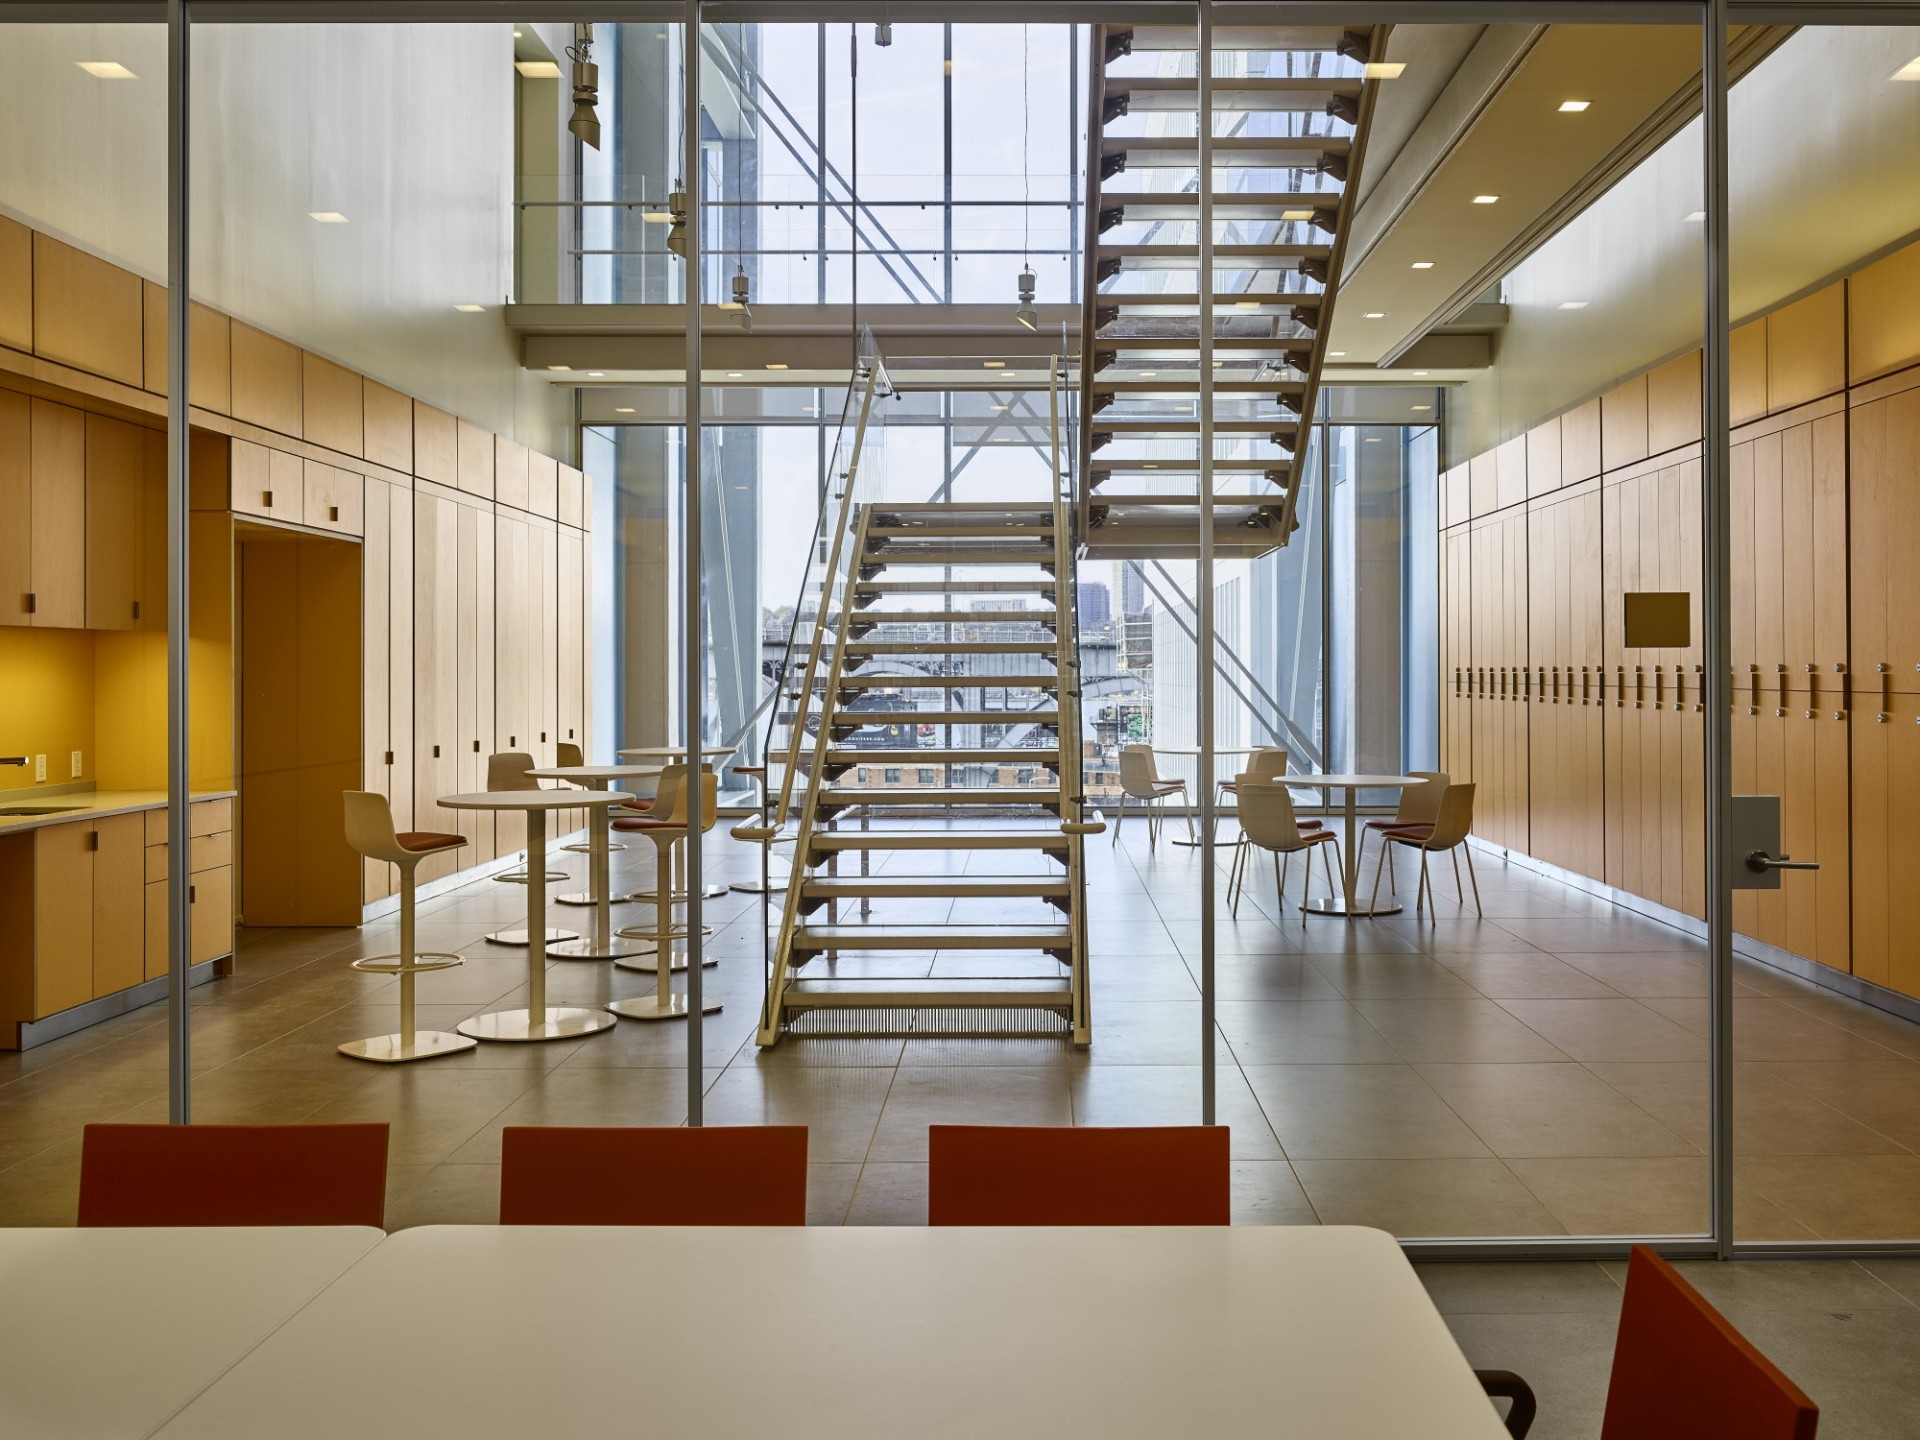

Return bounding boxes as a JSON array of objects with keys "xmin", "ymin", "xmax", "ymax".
[
  {"xmin": 34, "ymin": 754, "xmax": 45, "ymax": 782},
  {"xmin": 70, "ymin": 751, "xmax": 82, "ymax": 778}
]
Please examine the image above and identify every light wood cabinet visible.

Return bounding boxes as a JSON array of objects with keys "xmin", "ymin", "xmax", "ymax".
[
  {"xmin": 32, "ymin": 822, "xmax": 94, "ymax": 1017},
  {"xmin": 142, "ymin": 799, "xmax": 237, "ymax": 981},
  {"xmin": 558, "ymin": 465, "xmax": 585, "ymax": 529},
  {"xmin": 0, "ymin": 214, "xmax": 29, "ymax": 351},
  {"xmin": 457, "ymin": 420, "xmax": 494, "ymax": 499},
  {"xmin": 493, "ymin": 509, "xmax": 531, "ymax": 859},
  {"xmin": 28, "ymin": 399, "xmax": 85, "ymax": 629},
  {"xmin": 229, "ymin": 322, "xmax": 304, "ymax": 438},
  {"xmin": 528, "ymin": 451, "xmax": 559, "ymax": 520},
  {"xmin": 91, "ymin": 814, "xmax": 145, "ymax": 997},
  {"xmin": 84, "ymin": 414, "xmax": 148, "ymax": 631},
  {"xmin": 413, "ymin": 489, "xmax": 464, "ymax": 883},
  {"xmin": 31, "ymin": 233, "xmax": 143, "ymax": 387},
  {"xmin": 495, "ymin": 436, "xmax": 531, "ymax": 512},
  {"xmin": 140, "ymin": 285, "xmax": 233, "ymax": 414},
  {"xmin": 361, "ymin": 477, "xmax": 396, "ymax": 903},
  {"xmin": 0, "ymin": 392, "xmax": 30, "ymax": 625},
  {"xmin": 413, "ymin": 404, "xmax": 458, "ymax": 487},
  {"xmin": 229, "ymin": 439, "xmax": 306, "ymax": 524},
  {"xmin": 457, "ymin": 500, "xmax": 496, "ymax": 860},
  {"xmin": 303, "ymin": 461, "xmax": 364, "ymax": 535},
  {"xmin": 301, "ymin": 352, "xmax": 364, "ymax": 457},
  {"xmin": 363, "ymin": 381, "xmax": 413, "ymax": 473}
]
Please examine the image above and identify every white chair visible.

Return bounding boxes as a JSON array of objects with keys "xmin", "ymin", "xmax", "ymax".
[
  {"xmin": 1371, "ymin": 781, "xmax": 1481, "ymax": 918},
  {"xmin": 1362, "ymin": 769, "xmax": 1447, "ymax": 894},
  {"xmin": 1113, "ymin": 744, "xmax": 1193, "ymax": 848},
  {"xmin": 612, "ymin": 764, "xmax": 722, "ymax": 990},
  {"xmin": 1227, "ymin": 775, "xmax": 1340, "ymax": 926},
  {"xmin": 339, "ymin": 792, "xmax": 476, "ymax": 1062},
  {"xmin": 1219, "ymin": 745, "xmax": 1288, "ymax": 809}
]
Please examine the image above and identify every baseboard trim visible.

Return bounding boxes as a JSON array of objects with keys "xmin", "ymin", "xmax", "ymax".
[
  {"xmin": 1470, "ymin": 838, "xmax": 1920, "ymax": 1029},
  {"xmin": 14, "ymin": 957, "xmax": 223, "ymax": 1051}
]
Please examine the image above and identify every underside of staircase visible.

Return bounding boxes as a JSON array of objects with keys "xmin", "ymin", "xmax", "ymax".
[{"xmin": 1079, "ymin": 21, "xmax": 1385, "ymax": 560}]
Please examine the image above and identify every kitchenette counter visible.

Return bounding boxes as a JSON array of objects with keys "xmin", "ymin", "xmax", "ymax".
[{"xmin": 0, "ymin": 789, "xmax": 238, "ymax": 836}]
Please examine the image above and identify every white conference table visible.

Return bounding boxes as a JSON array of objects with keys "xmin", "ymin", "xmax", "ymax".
[
  {"xmin": 153, "ymin": 1225, "xmax": 1506, "ymax": 1440},
  {"xmin": 439, "ymin": 789, "xmax": 635, "ymax": 1042},
  {"xmin": 527, "ymin": 764, "xmax": 661, "ymax": 960},
  {"xmin": 0, "ymin": 1226, "xmax": 383, "ymax": 1440}
]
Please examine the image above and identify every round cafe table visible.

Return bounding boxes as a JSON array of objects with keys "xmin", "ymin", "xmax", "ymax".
[
  {"xmin": 527, "ymin": 766, "xmax": 661, "ymax": 961},
  {"xmin": 438, "ymin": 790, "xmax": 634, "ymax": 1042},
  {"xmin": 1297, "ymin": 774, "xmax": 1429, "ymax": 919},
  {"xmin": 1150, "ymin": 745, "xmax": 1260, "ymax": 847},
  {"xmin": 614, "ymin": 747, "xmax": 737, "ymax": 898}
]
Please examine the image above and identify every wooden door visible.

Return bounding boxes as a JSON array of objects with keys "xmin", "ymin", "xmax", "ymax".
[
  {"xmin": 91, "ymin": 813, "xmax": 146, "ymax": 996},
  {"xmin": 558, "ymin": 527, "xmax": 586, "ymax": 836},
  {"xmin": 361, "ymin": 478, "xmax": 394, "ymax": 902},
  {"xmin": 189, "ymin": 863, "xmax": 233, "ymax": 965},
  {"xmin": 533, "ymin": 521, "xmax": 560, "ymax": 762},
  {"xmin": 33, "ymin": 823, "xmax": 93, "ymax": 1017},
  {"xmin": 413, "ymin": 491, "xmax": 463, "ymax": 883},
  {"xmin": 1852, "ymin": 691, "xmax": 1920, "ymax": 996},
  {"xmin": 457, "ymin": 501, "xmax": 496, "ymax": 861},
  {"xmin": 493, "ymin": 510, "xmax": 532, "ymax": 860},
  {"xmin": 84, "ymin": 414, "xmax": 146, "ymax": 630},
  {"xmin": 0, "ymin": 392, "xmax": 31, "ymax": 627},
  {"xmin": 387, "ymin": 484, "xmax": 416, "ymax": 843},
  {"xmin": 29, "ymin": 400, "xmax": 85, "ymax": 628}
]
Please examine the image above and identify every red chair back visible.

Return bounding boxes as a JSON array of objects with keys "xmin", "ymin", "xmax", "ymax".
[
  {"xmin": 1602, "ymin": 1247, "xmax": 1819, "ymax": 1440},
  {"xmin": 78, "ymin": 1123, "xmax": 389, "ymax": 1228},
  {"xmin": 499, "ymin": 1125, "xmax": 808, "ymax": 1225},
  {"xmin": 928, "ymin": 1125, "xmax": 1230, "ymax": 1225}
]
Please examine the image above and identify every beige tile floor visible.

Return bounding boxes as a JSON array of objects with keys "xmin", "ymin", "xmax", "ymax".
[{"xmin": 2, "ymin": 819, "xmax": 1919, "ymax": 1245}]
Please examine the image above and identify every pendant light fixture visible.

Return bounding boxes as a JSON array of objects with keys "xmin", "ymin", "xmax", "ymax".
[
  {"xmin": 567, "ymin": 22, "xmax": 601, "ymax": 150},
  {"xmin": 666, "ymin": 182, "xmax": 689, "ymax": 260},
  {"xmin": 1013, "ymin": 26, "xmax": 1038, "ymax": 331}
]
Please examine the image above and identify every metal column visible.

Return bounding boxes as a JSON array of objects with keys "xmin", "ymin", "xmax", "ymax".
[
  {"xmin": 1701, "ymin": 0, "xmax": 1735, "ymax": 1258},
  {"xmin": 684, "ymin": 0, "xmax": 706, "ymax": 1123},
  {"xmin": 1197, "ymin": 0, "xmax": 1217, "ymax": 1126},
  {"xmin": 165, "ymin": 0, "xmax": 193, "ymax": 1124}
]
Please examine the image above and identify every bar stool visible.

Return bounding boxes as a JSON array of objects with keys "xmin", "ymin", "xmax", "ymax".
[
  {"xmin": 340, "ymin": 792, "xmax": 477, "ymax": 1062},
  {"xmin": 556, "ymin": 741, "xmax": 622, "ymax": 856},
  {"xmin": 623, "ymin": 760, "xmax": 726, "ymax": 902},
  {"xmin": 485, "ymin": 751, "xmax": 579, "ymax": 948},
  {"xmin": 728, "ymin": 764, "xmax": 791, "ymax": 895},
  {"xmin": 609, "ymin": 766, "xmax": 724, "ymax": 1020}
]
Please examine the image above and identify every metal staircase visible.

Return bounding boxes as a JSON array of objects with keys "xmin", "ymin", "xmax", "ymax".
[
  {"xmin": 1077, "ymin": 21, "xmax": 1385, "ymax": 559},
  {"xmin": 750, "ymin": 365, "xmax": 1099, "ymax": 1046}
]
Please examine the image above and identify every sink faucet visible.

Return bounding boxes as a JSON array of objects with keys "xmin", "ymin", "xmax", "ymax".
[{"xmin": 0, "ymin": 757, "xmax": 26, "ymax": 766}]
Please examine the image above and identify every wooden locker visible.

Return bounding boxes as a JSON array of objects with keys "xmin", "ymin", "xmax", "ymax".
[
  {"xmin": 31, "ymin": 233, "xmax": 143, "ymax": 387},
  {"xmin": 456, "ymin": 420, "xmax": 494, "ymax": 500},
  {"xmin": 558, "ymin": 527, "xmax": 587, "ymax": 836},
  {"xmin": 1767, "ymin": 284, "xmax": 1846, "ymax": 413},
  {"xmin": 84, "ymin": 414, "xmax": 147, "ymax": 631},
  {"xmin": 1731, "ymin": 321, "xmax": 1768, "ymax": 425},
  {"xmin": 0, "ymin": 392, "xmax": 31, "ymax": 626},
  {"xmin": 1494, "ymin": 437, "xmax": 1527, "ymax": 512},
  {"xmin": 495, "ymin": 437, "xmax": 531, "ymax": 512},
  {"xmin": 301, "ymin": 352, "xmax": 364, "ymax": 457},
  {"xmin": 1848, "ymin": 387, "xmax": 1915, "ymax": 688},
  {"xmin": 361, "ymin": 477, "xmax": 394, "ymax": 902},
  {"xmin": 1647, "ymin": 351, "xmax": 1703, "ymax": 457},
  {"xmin": 1848, "ymin": 239, "xmax": 1920, "ymax": 385},
  {"xmin": 91, "ymin": 813, "xmax": 146, "ymax": 997},
  {"xmin": 413, "ymin": 490, "xmax": 463, "ymax": 883},
  {"xmin": 1526, "ymin": 417, "xmax": 1562, "ymax": 498},
  {"xmin": 1851, "ymin": 695, "xmax": 1904, "ymax": 991},
  {"xmin": 387, "ymin": 484, "xmax": 416, "ymax": 844},
  {"xmin": 528, "ymin": 451, "xmax": 559, "ymax": 520},
  {"xmin": 363, "ymin": 381, "xmax": 414, "ymax": 473},
  {"xmin": 413, "ymin": 404, "xmax": 458, "ymax": 487},
  {"xmin": 533, "ymin": 519, "xmax": 560, "ymax": 763},
  {"xmin": 457, "ymin": 501, "xmax": 496, "ymax": 861},
  {"xmin": 29, "ymin": 400, "xmax": 85, "ymax": 629},
  {"xmin": 493, "ymin": 510, "xmax": 532, "ymax": 860},
  {"xmin": 229, "ymin": 323, "xmax": 304, "ymax": 439},
  {"xmin": 1602, "ymin": 376, "xmax": 1650, "ymax": 471},
  {"xmin": 34, "ymin": 823, "xmax": 94, "ymax": 1017},
  {"xmin": 0, "ymin": 214, "xmax": 29, "ymax": 351}
]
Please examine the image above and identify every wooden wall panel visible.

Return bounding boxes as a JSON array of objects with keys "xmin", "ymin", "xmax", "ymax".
[
  {"xmin": 363, "ymin": 381, "xmax": 413, "ymax": 473},
  {"xmin": 140, "ymin": 287, "xmax": 232, "ymax": 413},
  {"xmin": 1494, "ymin": 437, "xmax": 1527, "ymax": 512},
  {"xmin": 1562, "ymin": 399, "xmax": 1602, "ymax": 484},
  {"xmin": 412, "ymin": 403, "xmax": 458, "ymax": 487},
  {"xmin": 528, "ymin": 450, "xmax": 559, "ymax": 520},
  {"xmin": 1847, "ymin": 238, "xmax": 1920, "ymax": 385},
  {"xmin": 456, "ymin": 418, "xmax": 494, "ymax": 499},
  {"xmin": 1467, "ymin": 452, "xmax": 1498, "ymax": 519},
  {"xmin": 1525, "ymin": 417, "xmax": 1561, "ymax": 498},
  {"xmin": 229, "ymin": 322, "xmax": 304, "ymax": 438},
  {"xmin": 0, "ymin": 215, "xmax": 29, "ymax": 351},
  {"xmin": 302, "ymin": 352, "xmax": 364, "ymax": 457},
  {"xmin": 495, "ymin": 436, "xmax": 531, "ymax": 512},
  {"xmin": 1647, "ymin": 351, "xmax": 1702, "ymax": 457},
  {"xmin": 412, "ymin": 491, "xmax": 463, "ymax": 884},
  {"xmin": 31, "ymin": 234, "xmax": 143, "ymax": 386},
  {"xmin": 559, "ymin": 465, "xmax": 585, "ymax": 530},
  {"xmin": 1731, "ymin": 319, "xmax": 1768, "ymax": 425},
  {"xmin": 1767, "ymin": 284, "xmax": 1847, "ymax": 413},
  {"xmin": 1600, "ymin": 375, "xmax": 1649, "ymax": 471}
]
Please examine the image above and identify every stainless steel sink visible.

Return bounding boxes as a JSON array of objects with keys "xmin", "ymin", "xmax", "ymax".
[{"xmin": 0, "ymin": 806, "xmax": 87, "ymax": 817}]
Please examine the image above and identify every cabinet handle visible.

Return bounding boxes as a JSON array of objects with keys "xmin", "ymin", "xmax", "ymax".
[
  {"xmin": 189, "ymin": 883, "xmax": 196, "ymax": 903},
  {"xmin": 472, "ymin": 740, "xmax": 480, "ymax": 753},
  {"xmin": 132, "ymin": 600, "xmax": 141, "ymax": 621},
  {"xmin": 540, "ymin": 731, "xmax": 547, "ymax": 742},
  {"xmin": 263, "ymin": 490, "xmax": 273, "ymax": 509},
  {"xmin": 329, "ymin": 506, "xmax": 340, "ymax": 522},
  {"xmin": 1635, "ymin": 666, "xmax": 1645, "ymax": 708},
  {"xmin": 1654, "ymin": 666, "xmax": 1664, "ymax": 708},
  {"xmin": 510, "ymin": 735, "xmax": 518, "ymax": 747},
  {"xmin": 433, "ymin": 744, "xmax": 441, "ymax": 758},
  {"xmin": 87, "ymin": 830, "xmax": 99, "ymax": 852},
  {"xmin": 384, "ymin": 751, "xmax": 394, "ymax": 766},
  {"xmin": 25, "ymin": 592, "xmax": 35, "ymax": 614}
]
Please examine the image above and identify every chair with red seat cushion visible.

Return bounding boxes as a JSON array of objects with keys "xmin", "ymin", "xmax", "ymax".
[
  {"xmin": 78, "ymin": 1122, "xmax": 390, "ymax": 1227},
  {"xmin": 1602, "ymin": 1247, "xmax": 1819, "ymax": 1439},
  {"xmin": 1225, "ymin": 775, "xmax": 1342, "ymax": 925},
  {"xmin": 928, "ymin": 1125, "xmax": 1229, "ymax": 1226},
  {"xmin": 498, "ymin": 1125, "xmax": 808, "ymax": 1225}
]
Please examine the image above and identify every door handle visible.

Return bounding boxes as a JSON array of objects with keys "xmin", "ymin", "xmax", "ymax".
[{"xmin": 1745, "ymin": 852, "xmax": 1819, "ymax": 875}]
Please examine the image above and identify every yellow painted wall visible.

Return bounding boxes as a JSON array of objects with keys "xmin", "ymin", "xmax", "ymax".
[{"xmin": 0, "ymin": 628, "xmax": 96, "ymax": 788}]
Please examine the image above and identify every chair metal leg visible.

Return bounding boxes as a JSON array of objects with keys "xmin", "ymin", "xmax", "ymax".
[
  {"xmin": 1417, "ymin": 851, "xmax": 1433, "ymax": 919},
  {"xmin": 1321, "ymin": 839, "xmax": 1339, "ymax": 907},
  {"xmin": 1369, "ymin": 838, "xmax": 1390, "ymax": 913},
  {"xmin": 1112, "ymin": 794, "xmax": 1125, "ymax": 845},
  {"xmin": 1182, "ymin": 794, "xmax": 1196, "ymax": 842},
  {"xmin": 1452, "ymin": 847, "xmax": 1464, "ymax": 903},
  {"xmin": 1464, "ymin": 843, "xmax": 1483, "ymax": 917}
]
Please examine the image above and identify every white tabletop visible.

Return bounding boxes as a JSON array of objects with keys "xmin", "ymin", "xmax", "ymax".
[
  {"xmin": 526, "ymin": 765, "xmax": 662, "ymax": 783},
  {"xmin": 437, "ymin": 790, "xmax": 636, "ymax": 812},
  {"xmin": 615, "ymin": 746, "xmax": 736, "ymax": 759},
  {"xmin": 1149, "ymin": 745, "xmax": 1260, "ymax": 757},
  {"xmin": 0, "ymin": 1226, "xmax": 383, "ymax": 1440},
  {"xmin": 155, "ymin": 1225, "xmax": 1504, "ymax": 1440},
  {"xmin": 1300, "ymin": 773, "xmax": 1427, "ymax": 789}
]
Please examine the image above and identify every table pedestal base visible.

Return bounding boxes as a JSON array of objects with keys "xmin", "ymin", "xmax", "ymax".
[
  {"xmin": 547, "ymin": 936, "xmax": 650, "ymax": 961},
  {"xmin": 614, "ymin": 951, "xmax": 719, "ymax": 975},
  {"xmin": 555, "ymin": 890, "xmax": 636, "ymax": 908},
  {"xmin": 485, "ymin": 927, "xmax": 580, "ymax": 947},
  {"xmin": 456, "ymin": 1007, "xmax": 617, "ymax": 1043},
  {"xmin": 606, "ymin": 995, "xmax": 724, "ymax": 1022},
  {"xmin": 1303, "ymin": 897, "xmax": 1402, "ymax": 919},
  {"xmin": 729, "ymin": 863, "xmax": 792, "ymax": 895},
  {"xmin": 337, "ymin": 1031, "xmax": 478, "ymax": 1063},
  {"xmin": 628, "ymin": 885, "xmax": 730, "ymax": 903}
]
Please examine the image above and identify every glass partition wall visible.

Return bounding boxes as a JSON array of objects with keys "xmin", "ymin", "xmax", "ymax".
[{"xmin": 3, "ymin": 0, "xmax": 1918, "ymax": 1259}]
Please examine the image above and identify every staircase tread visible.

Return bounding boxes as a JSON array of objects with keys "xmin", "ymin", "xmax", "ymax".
[
  {"xmin": 824, "ymin": 747, "xmax": 1059, "ymax": 762},
  {"xmin": 837, "ymin": 674, "xmax": 1058, "ymax": 688},
  {"xmin": 808, "ymin": 830, "xmax": 1070, "ymax": 849},
  {"xmin": 793, "ymin": 926, "xmax": 1074, "ymax": 947},
  {"xmin": 821, "ymin": 787, "xmax": 1063, "ymax": 804}
]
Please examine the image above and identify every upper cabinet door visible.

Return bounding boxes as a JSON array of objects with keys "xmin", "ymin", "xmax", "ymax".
[
  {"xmin": 0, "ymin": 391, "xmax": 30, "ymax": 627},
  {"xmin": 85, "ymin": 414, "xmax": 147, "ymax": 631},
  {"xmin": 29, "ymin": 399, "xmax": 86, "ymax": 629}
]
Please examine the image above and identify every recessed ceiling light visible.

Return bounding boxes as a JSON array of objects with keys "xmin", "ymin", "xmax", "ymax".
[
  {"xmin": 76, "ymin": 61, "xmax": 136, "ymax": 78},
  {"xmin": 1472, "ymin": 194, "xmax": 1500, "ymax": 205},
  {"xmin": 726, "ymin": 371, "xmax": 743, "ymax": 378},
  {"xmin": 1558, "ymin": 99, "xmax": 1590, "ymax": 113},
  {"xmin": 1329, "ymin": 351, "xmax": 1347, "ymax": 358},
  {"xmin": 308, "ymin": 211, "xmax": 349, "ymax": 223},
  {"xmin": 1364, "ymin": 312, "xmax": 1386, "ymax": 319},
  {"xmin": 1234, "ymin": 300, "xmax": 1261, "ymax": 308},
  {"xmin": 614, "ymin": 406, "xmax": 635, "ymax": 413},
  {"xmin": 766, "ymin": 363, "xmax": 789, "ymax": 371},
  {"xmin": 1683, "ymin": 210, "xmax": 1706, "ymax": 222},
  {"xmin": 1412, "ymin": 404, "xmax": 1432, "ymax": 412},
  {"xmin": 1413, "ymin": 370, "xmax": 1429, "ymax": 377},
  {"xmin": 513, "ymin": 29, "xmax": 523, "ymax": 38},
  {"xmin": 983, "ymin": 360, "xmax": 1007, "ymax": 369},
  {"xmin": 1364, "ymin": 62, "xmax": 1406, "ymax": 79},
  {"xmin": 454, "ymin": 303, "xmax": 485, "ymax": 313},
  {"xmin": 1364, "ymin": 436, "xmax": 1383, "ymax": 443},
  {"xmin": 1893, "ymin": 56, "xmax": 1920, "ymax": 80},
  {"xmin": 1410, "ymin": 261, "xmax": 1434, "ymax": 270},
  {"xmin": 547, "ymin": 364, "xmax": 571, "ymax": 371},
  {"xmin": 516, "ymin": 60, "xmax": 562, "ymax": 78},
  {"xmin": 1559, "ymin": 300, "xmax": 1589, "ymax": 310},
  {"xmin": 1139, "ymin": 371, "xmax": 1158, "ymax": 378},
  {"xmin": 587, "ymin": 371, "xmax": 605, "ymax": 378}
]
